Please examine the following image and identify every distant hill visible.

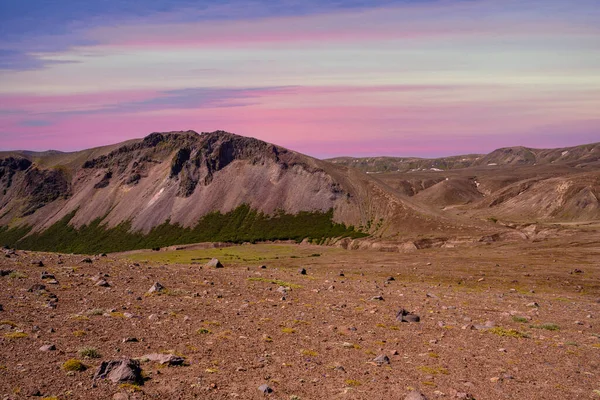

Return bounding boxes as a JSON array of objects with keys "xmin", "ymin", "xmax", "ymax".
[{"xmin": 327, "ymin": 142, "xmax": 600, "ymax": 173}]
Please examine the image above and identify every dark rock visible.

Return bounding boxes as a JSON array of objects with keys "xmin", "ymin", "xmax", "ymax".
[
  {"xmin": 32, "ymin": 261, "xmax": 44, "ymax": 267},
  {"xmin": 95, "ymin": 279, "xmax": 110, "ymax": 287},
  {"xmin": 204, "ymin": 258, "xmax": 223, "ymax": 268},
  {"xmin": 386, "ymin": 276, "xmax": 395, "ymax": 281},
  {"xmin": 371, "ymin": 295, "xmax": 384, "ymax": 301},
  {"xmin": 570, "ymin": 269, "xmax": 583, "ymax": 274},
  {"xmin": 122, "ymin": 337, "xmax": 139, "ymax": 343},
  {"xmin": 258, "ymin": 384, "xmax": 273, "ymax": 394},
  {"xmin": 28, "ymin": 284, "xmax": 46, "ymax": 292},
  {"xmin": 41, "ymin": 271, "xmax": 55, "ymax": 280},
  {"xmin": 29, "ymin": 389, "xmax": 42, "ymax": 397},
  {"xmin": 260, "ymin": 265, "xmax": 267, "ymax": 269},
  {"xmin": 94, "ymin": 359, "xmax": 143, "ymax": 384},
  {"xmin": 298, "ymin": 268, "xmax": 307, "ymax": 275},
  {"xmin": 0, "ymin": 304, "xmax": 3, "ymax": 311},
  {"xmin": 396, "ymin": 309, "xmax": 420, "ymax": 323},
  {"xmin": 81, "ymin": 258, "xmax": 93, "ymax": 264},
  {"xmin": 0, "ymin": 269, "xmax": 13, "ymax": 276}
]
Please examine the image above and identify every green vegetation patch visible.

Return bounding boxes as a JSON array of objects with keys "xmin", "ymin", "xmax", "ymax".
[
  {"xmin": 0, "ymin": 205, "xmax": 365, "ymax": 253},
  {"xmin": 62, "ymin": 359, "xmax": 87, "ymax": 372},
  {"xmin": 531, "ymin": 323, "xmax": 560, "ymax": 331},
  {"xmin": 487, "ymin": 327, "xmax": 529, "ymax": 338}
]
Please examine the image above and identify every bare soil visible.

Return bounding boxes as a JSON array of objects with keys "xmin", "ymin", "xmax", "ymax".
[{"xmin": 1, "ymin": 236, "xmax": 599, "ymax": 399}]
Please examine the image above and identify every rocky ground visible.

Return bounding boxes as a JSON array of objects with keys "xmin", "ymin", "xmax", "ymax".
[{"xmin": 1, "ymin": 235, "xmax": 599, "ymax": 400}]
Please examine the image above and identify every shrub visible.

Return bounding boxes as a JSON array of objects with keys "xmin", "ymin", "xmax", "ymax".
[{"xmin": 62, "ymin": 359, "xmax": 87, "ymax": 372}]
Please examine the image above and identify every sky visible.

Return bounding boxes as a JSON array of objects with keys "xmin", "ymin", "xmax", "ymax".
[{"xmin": 0, "ymin": 0, "xmax": 598, "ymax": 158}]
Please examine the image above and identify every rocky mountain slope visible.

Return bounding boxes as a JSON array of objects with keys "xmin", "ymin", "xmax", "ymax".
[{"xmin": 1, "ymin": 131, "xmax": 486, "ymax": 252}]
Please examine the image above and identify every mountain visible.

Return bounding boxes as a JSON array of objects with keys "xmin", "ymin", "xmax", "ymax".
[
  {"xmin": 327, "ymin": 142, "xmax": 600, "ymax": 172},
  {"xmin": 342, "ymin": 143, "xmax": 600, "ymax": 224},
  {"xmin": 1, "ymin": 130, "xmax": 481, "ymax": 253}
]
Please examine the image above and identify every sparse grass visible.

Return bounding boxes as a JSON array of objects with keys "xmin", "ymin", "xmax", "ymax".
[
  {"xmin": 4, "ymin": 332, "xmax": 27, "ymax": 339},
  {"xmin": 0, "ymin": 320, "xmax": 18, "ymax": 328},
  {"xmin": 62, "ymin": 359, "xmax": 87, "ymax": 372},
  {"xmin": 531, "ymin": 323, "xmax": 560, "ymax": 331},
  {"xmin": 78, "ymin": 347, "xmax": 101, "ymax": 359},
  {"xmin": 3, "ymin": 206, "xmax": 364, "ymax": 254},
  {"xmin": 487, "ymin": 327, "xmax": 529, "ymax": 338},
  {"xmin": 41, "ymin": 397, "xmax": 59, "ymax": 400},
  {"xmin": 86, "ymin": 309, "xmax": 104, "ymax": 316},
  {"xmin": 247, "ymin": 277, "xmax": 302, "ymax": 289},
  {"xmin": 119, "ymin": 383, "xmax": 143, "ymax": 392},
  {"xmin": 72, "ymin": 330, "xmax": 86, "ymax": 337},
  {"xmin": 8, "ymin": 271, "xmax": 27, "ymax": 279},
  {"xmin": 197, "ymin": 328, "xmax": 212, "ymax": 334},
  {"xmin": 345, "ymin": 379, "xmax": 361, "ymax": 387},
  {"xmin": 205, "ymin": 368, "xmax": 218, "ymax": 373},
  {"xmin": 281, "ymin": 327, "xmax": 296, "ymax": 334},
  {"xmin": 300, "ymin": 349, "xmax": 318, "ymax": 357},
  {"xmin": 512, "ymin": 316, "xmax": 528, "ymax": 323},
  {"xmin": 110, "ymin": 312, "xmax": 126, "ymax": 318},
  {"xmin": 70, "ymin": 314, "xmax": 90, "ymax": 321},
  {"xmin": 417, "ymin": 366, "xmax": 449, "ymax": 375}
]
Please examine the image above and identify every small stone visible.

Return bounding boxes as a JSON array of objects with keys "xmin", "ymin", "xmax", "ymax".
[
  {"xmin": 142, "ymin": 353, "xmax": 185, "ymax": 366},
  {"xmin": 405, "ymin": 391, "xmax": 428, "ymax": 400},
  {"xmin": 40, "ymin": 271, "xmax": 55, "ymax": 280},
  {"xmin": 526, "ymin": 302, "xmax": 539, "ymax": 308},
  {"xmin": 29, "ymin": 389, "xmax": 42, "ymax": 397},
  {"xmin": 371, "ymin": 295, "xmax": 384, "ymax": 301},
  {"xmin": 95, "ymin": 280, "xmax": 110, "ymax": 287},
  {"xmin": 39, "ymin": 344, "xmax": 56, "ymax": 351},
  {"xmin": 298, "ymin": 268, "xmax": 307, "ymax": 275},
  {"xmin": 32, "ymin": 261, "xmax": 44, "ymax": 267},
  {"xmin": 81, "ymin": 258, "xmax": 93, "ymax": 263},
  {"xmin": 122, "ymin": 337, "xmax": 138, "ymax": 343},
  {"xmin": 373, "ymin": 354, "xmax": 390, "ymax": 365},
  {"xmin": 258, "ymin": 384, "xmax": 273, "ymax": 394},
  {"xmin": 386, "ymin": 276, "xmax": 395, "ymax": 282},
  {"xmin": 147, "ymin": 282, "xmax": 166, "ymax": 294},
  {"xmin": 204, "ymin": 258, "xmax": 223, "ymax": 268},
  {"xmin": 396, "ymin": 309, "xmax": 420, "ymax": 323},
  {"xmin": 260, "ymin": 265, "xmax": 267, "ymax": 269},
  {"xmin": 28, "ymin": 284, "xmax": 46, "ymax": 292}
]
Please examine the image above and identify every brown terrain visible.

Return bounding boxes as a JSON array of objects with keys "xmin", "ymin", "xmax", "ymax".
[
  {"xmin": 0, "ymin": 237, "xmax": 599, "ymax": 400},
  {"xmin": 1, "ymin": 132, "xmax": 599, "ymax": 399}
]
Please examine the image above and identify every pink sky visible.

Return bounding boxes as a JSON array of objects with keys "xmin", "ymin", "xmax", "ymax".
[{"xmin": 0, "ymin": 0, "xmax": 598, "ymax": 158}]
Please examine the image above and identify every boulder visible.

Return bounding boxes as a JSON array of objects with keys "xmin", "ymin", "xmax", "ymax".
[{"xmin": 94, "ymin": 359, "xmax": 143, "ymax": 384}]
